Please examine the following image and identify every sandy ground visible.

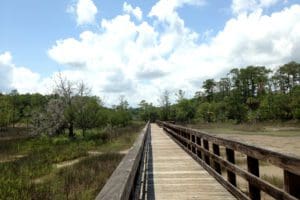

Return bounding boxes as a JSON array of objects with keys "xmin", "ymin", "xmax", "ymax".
[
  {"xmin": 211, "ymin": 133, "xmax": 300, "ymax": 200},
  {"xmin": 217, "ymin": 134, "xmax": 300, "ymax": 157}
]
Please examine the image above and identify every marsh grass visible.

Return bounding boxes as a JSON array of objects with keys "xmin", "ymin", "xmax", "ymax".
[
  {"xmin": 28, "ymin": 154, "xmax": 123, "ymax": 200},
  {"xmin": 0, "ymin": 121, "xmax": 144, "ymax": 199},
  {"xmin": 261, "ymin": 175, "xmax": 283, "ymax": 189}
]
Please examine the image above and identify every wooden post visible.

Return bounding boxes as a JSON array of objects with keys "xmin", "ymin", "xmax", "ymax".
[
  {"xmin": 203, "ymin": 140, "xmax": 210, "ymax": 165},
  {"xmin": 226, "ymin": 148, "xmax": 236, "ymax": 186},
  {"xmin": 188, "ymin": 130, "xmax": 191, "ymax": 150},
  {"xmin": 284, "ymin": 170, "xmax": 300, "ymax": 198},
  {"xmin": 191, "ymin": 135, "xmax": 196, "ymax": 154},
  {"xmin": 247, "ymin": 156, "xmax": 260, "ymax": 200},
  {"xmin": 213, "ymin": 144, "xmax": 221, "ymax": 174},
  {"xmin": 196, "ymin": 137, "xmax": 202, "ymax": 159}
]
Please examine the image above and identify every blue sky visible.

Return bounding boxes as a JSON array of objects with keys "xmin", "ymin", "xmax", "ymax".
[
  {"xmin": 0, "ymin": 0, "xmax": 231, "ymax": 77},
  {"xmin": 1, "ymin": 0, "xmax": 300, "ymax": 105}
]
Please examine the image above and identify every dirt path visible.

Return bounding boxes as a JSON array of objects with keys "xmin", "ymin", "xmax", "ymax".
[
  {"xmin": 0, "ymin": 154, "xmax": 26, "ymax": 163},
  {"xmin": 0, "ymin": 135, "xmax": 31, "ymax": 141},
  {"xmin": 33, "ymin": 149, "xmax": 130, "ymax": 184}
]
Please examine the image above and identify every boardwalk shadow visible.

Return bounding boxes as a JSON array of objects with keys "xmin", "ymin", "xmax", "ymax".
[{"xmin": 146, "ymin": 132, "xmax": 155, "ymax": 200}]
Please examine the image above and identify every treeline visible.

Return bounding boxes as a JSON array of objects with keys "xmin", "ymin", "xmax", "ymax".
[
  {"xmin": 0, "ymin": 76, "xmax": 132, "ymax": 137},
  {"xmin": 1, "ymin": 61, "xmax": 299, "ymax": 134},
  {"xmin": 139, "ymin": 61, "xmax": 300, "ymax": 123}
]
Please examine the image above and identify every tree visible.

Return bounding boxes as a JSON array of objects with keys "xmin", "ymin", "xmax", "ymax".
[
  {"xmin": 111, "ymin": 96, "xmax": 132, "ymax": 127},
  {"xmin": 202, "ymin": 79, "xmax": 216, "ymax": 102},
  {"xmin": 8, "ymin": 89, "xmax": 20, "ymax": 128},
  {"xmin": 32, "ymin": 98, "xmax": 66, "ymax": 136},
  {"xmin": 216, "ymin": 78, "xmax": 231, "ymax": 100},
  {"xmin": 159, "ymin": 90, "xmax": 171, "ymax": 121},
  {"xmin": 74, "ymin": 96, "xmax": 101, "ymax": 136},
  {"xmin": 273, "ymin": 62, "xmax": 300, "ymax": 93},
  {"xmin": 0, "ymin": 96, "xmax": 12, "ymax": 131},
  {"xmin": 174, "ymin": 90, "xmax": 195, "ymax": 122},
  {"xmin": 196, "ymin": 102, "xmax": 215, "ymax": 123},
  {"xmin": 54, "ymin": 74, "xmax": 77, "ymax": 137},
  {"xmin": 139, "ymin": 100, "xmax": 158, "ymax": 122}
]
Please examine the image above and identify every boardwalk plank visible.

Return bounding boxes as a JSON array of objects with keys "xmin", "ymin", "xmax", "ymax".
[{"xmin": 147, "ymin": 124, "xmax": 236, "ymax": 200}]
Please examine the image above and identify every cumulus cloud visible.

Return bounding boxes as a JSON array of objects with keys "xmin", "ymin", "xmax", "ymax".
[
  {"xmin": 149, "ymin": 0, "xmax": 206, "ymax": 22},
  {"xmin": 231, "ymin": 0, "xmax": 283, "ymax": 14},
  {"xmin": 44, "ymin": 1, "xmax": 300, "ymax": 106},
  {"xmin": 0, "ymin": 52, "xmax": 42, "ymax": 94},
  {"xmin": 2, "ymin": 0, "xmax": 299, "ymax": 106},
  {"xmin": 68, "ymin": 0, "xmax": 98, "ymax": 25},
  {"xmin": 123, "ymin": 2, "xmax": 142, "ymax": 21},
  {"xmin": 215, "ymin": 5, "xmax": 300, "ymax": 66},
  {"xmin": 0, "ymin": 52, "xmax": 14, "ymax": 92}
]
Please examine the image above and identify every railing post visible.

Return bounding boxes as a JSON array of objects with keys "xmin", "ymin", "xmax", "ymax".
[
  {"xmin": 187, "ymin": 129, "xmax": 191, "ymax": 151},
  {"xmin": 196, "ymin": 137, "xmax": 202, "ymax": 159},
  {"xmin": 191, "ymin": 134, "xmax": 196, "ymax": 154},
  {"xmin": 284, "ymin": 170, "xmax": 300, "ymax": 198},
  {"xmin": 213, "ymin": 144, "xmax": 221, "ymax": 174},
  {"xmin": 247, "ymin": 156, "xmax": 260, "ymax": 200},
  {"xmin": 203, "ymin": 140, "xmax": 210, "ymax": 165},
  {"xmin": 226, "ymin": 148, "xmax": 236, "ymax": 186}
]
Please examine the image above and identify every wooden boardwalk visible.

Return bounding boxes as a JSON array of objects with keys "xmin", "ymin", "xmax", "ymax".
[{"xmin": 146, "ymin": 124, "xmax": 236, "ymax": 200}]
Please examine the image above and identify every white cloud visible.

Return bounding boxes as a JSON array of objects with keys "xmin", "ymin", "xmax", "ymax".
[
  {"xmin": 0, "ymin": 52, "xmax": 42, "ymax": 94},
  {"xmin": 231, "ymin": 0, "xmax": 283, "ymax": 14},
  {"xmin": 123, "ymin": 2, "xmax": 142, "ymax": 21},
  {"xmin": 48, "ymin": 2, "xmax": 300, "ymax": 106},
  {"xmin": 71, "ymin": 0, "xmax": 98, "ymax": 25},
  {"xmin": 149, "ymin": 0, "xmax": 205, "ymax": 21},
  {"xmin": 0, "ymin": 52, "xmax": 14, "ymax": 92}
]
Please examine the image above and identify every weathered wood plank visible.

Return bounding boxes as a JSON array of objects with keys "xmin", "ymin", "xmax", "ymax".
[
  {"xmin": 213, "ymin": 143, "xmax": 222, "ymax": 174},
  {"xmin": 149, "ymin": 124, "xmax": 236, "ymax": 200},
  {"xmin": 161, "ymin": 121, "xmax": 300, "ymax": 200},
  {"xmin": 284, "ymin": 170, "xmax": 300, "ymax": 199},
  {"xmin": 164, "ymin": 123, "xmax": 300, "ymax": 176},
  {"xmin": 96, "ymin": 122, "xmax": 150, "ymax": 200},
  {"xmin": 247, "ymin": 156, "xmax": 260, "ymax": 200}
]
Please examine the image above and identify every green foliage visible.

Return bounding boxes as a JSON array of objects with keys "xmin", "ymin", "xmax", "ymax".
[
  {"xmin": 139, "ymin": 100, "xmax": 159, "ymax": 122},
  {"xmin": 196, "ymin": 102, "xmax": 215, "ymax": 122},
  {"xmin": 150, "ymin": 62, "xmax": 300, "ymax": 123},
  {"xmin": 291, "ymin": 86, "xmax": 300, "ymax": 119},
  {"xmin": 202, "ymin": 79, "xmax": 216, "ymax": 102}
]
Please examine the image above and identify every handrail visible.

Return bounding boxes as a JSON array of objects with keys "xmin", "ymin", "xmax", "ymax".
[
  {"xmin": 96, "ymin": 122, "xmax": 150, "ymax": 200},
  {"xmin": 157, "ymin": 121, "xmax": 300, "ymax": 200}
]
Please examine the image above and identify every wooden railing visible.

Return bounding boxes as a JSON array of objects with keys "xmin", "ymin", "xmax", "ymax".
[
  {"xmin": 157, "ymin": 121, "xmax": 300, "ymax": 200},
  {"xmin": 96, "ymin": 122, "xmax": 150, "ymax": 200}
]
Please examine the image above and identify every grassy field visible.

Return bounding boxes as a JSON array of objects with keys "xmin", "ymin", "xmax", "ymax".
[{"xmin": 0, "ymin": 121, "xmax": 144, "ymax": 199}]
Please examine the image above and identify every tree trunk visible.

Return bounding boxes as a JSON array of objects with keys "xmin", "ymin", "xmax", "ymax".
[
  {"xmin": 82, "ymin": 128, "xmax": 85, "ymax": 137},
  {"xmin": 69, "ymin": 122, "xmax": 74, "ymax": 138}
]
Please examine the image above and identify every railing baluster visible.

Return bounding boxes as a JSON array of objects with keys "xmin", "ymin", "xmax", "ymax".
[
  {"xmin": 203, "ymin": 140, "xmax": 210, "ymax": 165},
  {"xmin": 247, "ymin": 156, "xmax": 260, "ymax": 200},
  {"xmin": 226, "ymin": 148, "xmax": 236, "ymax": 186},
  {"xmin": 213, "ymin": 143, "xmax": 221, "ymax": 174},
  {"xmin": 188, "ymin": 129, "xmax": 192, "ymax": 151},
  {"xmin": 191, "ymin": 134, "xmax": 196, "ymax": 154},
  {"xmin": 284, "ymin": 170, "xmax": 300, "ymax": 198},
  {"xmin": 196, "ymin": 137, "xmax": 202, "ymax": 159}
]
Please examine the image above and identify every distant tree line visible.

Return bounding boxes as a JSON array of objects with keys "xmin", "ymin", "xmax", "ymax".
[
  {"xmin": 138, "ymin": 61, "xmax": 300, "ymax": 123},
  {"xmin": 0, "ymin": 75, "xmax": 132, "ymax": 137},
  {"xmin": 1, "ymin": 61, "xmax": 299, "ymax": 134}
]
